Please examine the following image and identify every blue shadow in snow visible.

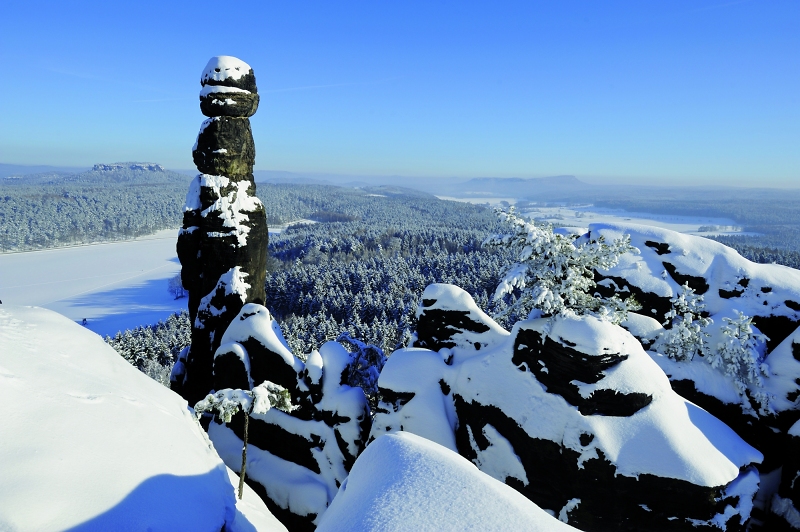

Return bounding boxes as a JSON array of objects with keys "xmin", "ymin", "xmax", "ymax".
[
  {"xmin": 64, "ymin": 277, "xmax": 187, "ymax": 336},
  {"xmin": 64, "ymin": 471, "xmax": 232, "ymax": 532},
  {"xmin": 684, "ymin": 400, "xmax": 761, "ymax": 464}
]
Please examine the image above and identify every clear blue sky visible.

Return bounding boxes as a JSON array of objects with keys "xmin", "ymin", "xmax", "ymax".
[{"xmin": 1, "ymin": 0, "xmax": 797, "ymax": 186}]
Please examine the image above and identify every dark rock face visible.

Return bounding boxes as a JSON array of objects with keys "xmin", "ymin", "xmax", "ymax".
[
  {"xmin": 208, "ymin": 305, "xmax": 370, "ymax": 531},
  {"xmin": 200, "ymin": 90, "xmax": 259, "ymax": 118},
  {"xmin": 374, "ymin": 284, "xmax": 763, "ymax": 531},
  {"xmin": 771, "ymin": 423, "xmax": 800, "ymax": 529},
  {"xmin": 193, "ymin": 117, "xmax": 256, "ymax": 176},
  {"xmin": 172, "ymin": 56, "xmax": 269, "ymax": 405},
  {"xmin": 452, "ymin": 397, "xmax": 743, "ymax": 532}
]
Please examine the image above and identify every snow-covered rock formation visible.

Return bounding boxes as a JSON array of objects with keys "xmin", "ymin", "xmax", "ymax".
[
  {"xmin": 209, "ymin": 304, "xmax": 371, "ymax": 530},
  {"xmin": 317, "ymin": 431, "xmax": 580, "ymax": 531},
  {"xmin": 174, "ymin": 56, "xmax": 269, "ymax": 405},
  {"xmin": 0, "ymin": 305, "xmax": 286, "ymax": 532},
  {"xmin": 592, "ymin": 225, "xmax": 800, "ymax": 475},
  {"xmin": 371, "ymin": 284, "xmax": 763, "ymax": 531}
]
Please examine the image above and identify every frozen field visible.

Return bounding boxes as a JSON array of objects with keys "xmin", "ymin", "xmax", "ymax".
[
  {"xmin": 526, "ymin": 206, "xmax": 754, "ymax": 237},
  {"xmin": 0, "ymin": 229, "xmax": 184, "ymax": 337},
  {"xmin": 439, "ymin": 196, "xmax": 754, "ymax": 237}
]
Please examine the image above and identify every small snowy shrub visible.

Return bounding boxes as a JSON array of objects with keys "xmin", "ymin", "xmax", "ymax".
[
  {"xmin": 168, "ymin": 274, "xmax": 188, "ymax": 299},
  {"xmin": 708, "ymin": 310, "xmax": 771, "ymax": 414},
  {"xmin": 655, "ymin": 282, "xmax": 712, "ymax": 362},
  {"xmin": 194, "ymin": 382, "xmax": 296, "ymax": 499},
  {"xmin": 485, "ymin": 208, "xmax": 640, "ymax": 323}
]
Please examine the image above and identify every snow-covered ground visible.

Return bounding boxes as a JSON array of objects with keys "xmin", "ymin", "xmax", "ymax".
[
  {"xmin": 0, "ymin": 305, "xmax": 286, "ymax": 531},
  {"xmin": 0, "ymin": 229, "xmax": 184, "ymax": 337}
]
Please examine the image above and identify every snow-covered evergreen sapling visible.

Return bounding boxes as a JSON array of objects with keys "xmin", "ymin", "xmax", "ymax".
[
  {"xmin": 194, "ymin": 382, "xmax": 296, "ymax": 499},
  {"xmin": 337, "ymin": 332, "xmax": 387, "ymax": 414},
  {"xmin": 655, "ymin": 282, "xmax": 712, "ymax": 362},
  {"xmin": 484, "ymin": 208, "xmax": 640, "ymax": 324},
  {"xmin": 708, "ymin": 310, "xmax": 771, "ymax": 415}
]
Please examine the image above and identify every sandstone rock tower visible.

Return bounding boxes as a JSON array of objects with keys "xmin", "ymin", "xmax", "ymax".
[{"xmin": 172, "ymin": 56, "xmax": 268, "ymax": 404}]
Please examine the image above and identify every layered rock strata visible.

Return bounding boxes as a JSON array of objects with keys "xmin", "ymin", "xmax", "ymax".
[
  {"xmin": 172, "ymin": 56, "xmax": 268, "ymax": 404},
  {"xmin": 373, "ymin": 283, "xmax": 764, "ymax": 531}
]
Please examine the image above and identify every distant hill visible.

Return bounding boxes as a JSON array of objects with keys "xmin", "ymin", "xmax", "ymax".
[
  {"xmin": 2, "ymin": 162, "xmax": 190, "ymax": 186},
  {"xmin": 443, "ymin": 175, "xmax": 588, "ymax": 199},
  {"xmin": 59, "ymin": 163, "xmax": 189, "ymax": 185}
]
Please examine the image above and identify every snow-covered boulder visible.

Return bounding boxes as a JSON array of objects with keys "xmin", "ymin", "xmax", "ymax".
[
  {"xmin": 174, "ymin": 55, "xmax": 268, "ymax": 406},
  {"xmin": 209, "ymin": 304, "xmax": 371, "ymax": 531},
  {"xmin": 592, "ymin": 223, "xmax": 800, "ymax": 469},
  {"xmin": 0, "ymin": 305, "xmax": 284, "ymax": 531},
  {"xmin": 372, "ymin": 284, "xmax": 763, "ymax": 531},
  {"xmin": 317, "ymin": 431, "xmax": 579, "ymax": 531}
]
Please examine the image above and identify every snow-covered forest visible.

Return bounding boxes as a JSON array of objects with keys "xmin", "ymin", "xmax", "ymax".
[{"xmin": 107, "ymin": 187, "xmax": 517, "ymax": 377}]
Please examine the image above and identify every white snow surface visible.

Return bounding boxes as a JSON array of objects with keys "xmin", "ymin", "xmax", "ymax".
[
  {"xmin": 0, "ymin": 305, "xmax": 280, "ymax": 531},
  {"xmin": 225, "ymin": 467, "xmax": 288, "ymax": 532},
  {"xmin": 202, "ymin": 56, "xmax": 252, "ymax": 84},
  {"xmin": 317, "ymin": 432, "xmax": 578, "ymax": 532},
  {"xmin": 200, "ymin": 84, "xmax": 251, "ymax": 97},
  {"xmin": 0, "ymin": 229, "xmax": 183, "ymax": 336}
]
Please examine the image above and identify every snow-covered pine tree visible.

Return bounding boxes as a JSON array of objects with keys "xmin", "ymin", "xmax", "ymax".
[
  {"xmin": 707, "ymin": 310, "xmax": 771, "ymax": 414},
  {"xmin": 655, "ymin": 282, "xmax": 713, "ymax": 362},
  {"xmin": 485, "ymin": 208, "xmax": 639, "ymax": 324}
]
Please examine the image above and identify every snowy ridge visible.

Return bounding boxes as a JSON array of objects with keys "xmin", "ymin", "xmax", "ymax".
[
  {"xmin": 0, "ymin": 306, "xmax": 284, "ymax": 531},
  {"xmin": 592, "ymin": 222, "xmax": 800, "ymax": 321},
  {"xmin": 592, "ymin": 222, "xmax": 800, "ymax": 417}
]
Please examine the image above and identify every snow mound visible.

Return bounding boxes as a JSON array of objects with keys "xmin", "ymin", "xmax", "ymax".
[
  {"xmin": 0, "ymin": 305, "xmax": 282, "ymax": 531},
  {"xmin": 317, "ymin": 431, "xmax": 578, "ymax": 532},
  {"xmin": 224, "ymin": 467, "xmax": 288, "ymax": 532}
]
